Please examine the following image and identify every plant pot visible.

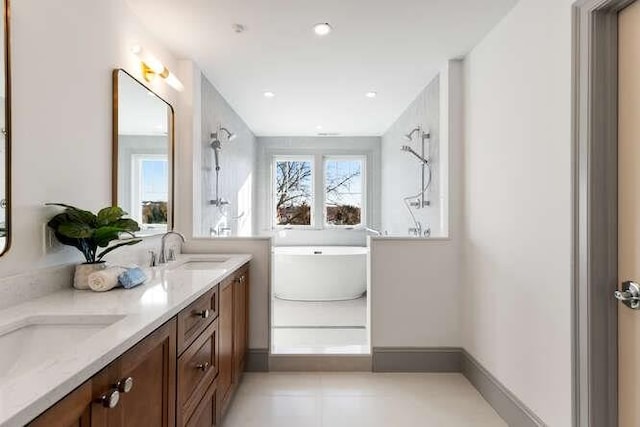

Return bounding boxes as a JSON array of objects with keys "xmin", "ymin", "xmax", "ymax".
[{"xmin": 74, "ymin": 262, "xmax": 107, "ymax": 290}]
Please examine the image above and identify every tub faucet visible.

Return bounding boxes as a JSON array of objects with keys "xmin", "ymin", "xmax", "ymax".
[
  {"xmin": 408, "ymin": 223, "xmax": 431, "ymax": 237},
  {"xmin": 364, "ymin": 227, "xmax": 383, "ymax": 236},
  {"xmin": 159, "ymin": 231, "xmax": 186, "ymax": 264},
  {"xmin": 408, "ymin": 222, "xmax": 423, "ymax": 237}
]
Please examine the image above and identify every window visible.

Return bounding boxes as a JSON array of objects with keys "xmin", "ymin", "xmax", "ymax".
[
  {"xmin": 132, "ymin": 155, "xmax": 168, "ymax": 230},
  {"xmin": 271, "ymin": 155, "xmax": 367, "ymax": 229},
  {"xmin": 324, "ymin": 157, "xmax": 364, "ymax": 226},
  {"xmin": 274, "ymin": 157, "xmax": 313, "ymax": 226}
]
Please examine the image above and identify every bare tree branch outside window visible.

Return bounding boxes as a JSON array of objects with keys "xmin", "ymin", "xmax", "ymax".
[
  {"xmin": 325, "ymin": 159, "xmax": 363, "ymax": 226},
  {"xmin": 275, "ymin": 160, "xmax": 312, "ymax": 225}
]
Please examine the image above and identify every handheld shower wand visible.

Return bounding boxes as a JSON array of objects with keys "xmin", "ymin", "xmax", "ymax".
[{"xmin": 401, "ymin": 145, "xmax": 429, "ymax": 164}]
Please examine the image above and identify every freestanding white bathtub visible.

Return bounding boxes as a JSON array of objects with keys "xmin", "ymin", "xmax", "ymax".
[{"xmin": 273, "ymin": 246, "xmax": 368, "ymax": 301}]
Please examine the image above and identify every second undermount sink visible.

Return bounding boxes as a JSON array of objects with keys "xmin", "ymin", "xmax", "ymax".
[
  {"xmin": 173, "ymin": 259, "xmax": 230, "ymax": 271},
  {"xmin": 0, "ymin": 314, "xmax": 125, "ymax": 380}
]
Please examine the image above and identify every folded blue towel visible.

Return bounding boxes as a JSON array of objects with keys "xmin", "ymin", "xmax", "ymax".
[{"xmin": 118, "ymin": 267, "xmax": 147, "ymax": 289}]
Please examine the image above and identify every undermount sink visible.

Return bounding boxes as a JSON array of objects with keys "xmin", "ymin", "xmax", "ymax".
[
  {"xmin": 0, "ymin": 314, "xmax": 125, "ymax": 380},
  {"xmin": 173, "ymin": 259, "xmax": 230, "ymax": 271}
]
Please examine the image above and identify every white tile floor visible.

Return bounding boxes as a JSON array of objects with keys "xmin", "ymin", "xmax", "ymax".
[
  {"xmin": 271, "ymin": 328, "xmax": 369, "ymax": 354},
  {"xmin": 272, "ymin": 296, "xmax": 369, "ymax": 354},
  {"xmin": 273, "ymin": 297, "xmax": 367, "ymax": 328},
  {"xmin": 222, "ymin": 372, "xmax": 507, "ymax": 427}
]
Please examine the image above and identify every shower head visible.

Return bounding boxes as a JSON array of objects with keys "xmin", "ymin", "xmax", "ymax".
[
  {"xmin": 404, "ymin": 127, "xmax": 421, "ymax": 141},
  {"xmin": 404, "ymin": 127, "xmax": 431, "ymax": 142},
  {"xmin": 220, "ymin": 127, "xmax": 236, "ymax": 141},
  {"xmin": 210, "ymin": 127, "xmax": 236, "ymax": 144},
  {"xmin": 401, "ymin": 145, "xmax": 429, "ymax": 164}
]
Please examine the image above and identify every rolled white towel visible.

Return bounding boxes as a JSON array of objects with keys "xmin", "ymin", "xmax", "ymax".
[{"xmin": 88, "ymin": 267, "xmax": 126, "ymax": 292}]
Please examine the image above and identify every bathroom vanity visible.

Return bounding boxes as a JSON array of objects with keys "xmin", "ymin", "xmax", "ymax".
[{"xmin": 0, "ymin": 254, "xmax": 251, "ymax": 427}]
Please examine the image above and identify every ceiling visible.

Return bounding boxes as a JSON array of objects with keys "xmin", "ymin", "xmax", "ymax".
[{"xmin": 126, "ymin": 0, "xmax": 517, "ymax": 136}]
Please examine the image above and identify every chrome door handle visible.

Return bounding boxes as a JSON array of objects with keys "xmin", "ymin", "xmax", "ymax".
[
  {"xmin": 116, "ymin": 377, "xmax": 134, "ymax": 393},
  {"xmin": 196, "ymin": 361, "xmax": 210, "ymax": 372},
  {"xmin": 98, "ymin": 389, "xmax": 120, "ymax": 409},
  {"xmin": 194, "ymin": 309, "xmax": 210, "ymax": 319},
  {"xmin": 615, "ymin": 281, "xmax": 640, "ymax": 309}
]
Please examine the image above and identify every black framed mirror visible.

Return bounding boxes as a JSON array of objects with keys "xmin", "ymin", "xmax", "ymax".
[{"xmin": 112, "ymin": 69, "xmax": 174, "ymax": 236}]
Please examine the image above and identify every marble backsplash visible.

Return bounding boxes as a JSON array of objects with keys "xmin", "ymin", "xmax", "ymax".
[{"xmin": 0, "ymin": 234, "xmax": 184, "ymax": 310}]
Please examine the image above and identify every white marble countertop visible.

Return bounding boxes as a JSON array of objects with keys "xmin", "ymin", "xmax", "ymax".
[{"xmin": 0, "ymin": 253, "xmax": 252, "ymax": 427}]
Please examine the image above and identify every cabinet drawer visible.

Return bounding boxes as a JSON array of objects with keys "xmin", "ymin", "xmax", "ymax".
[
  {"xmin": 177, "ymin": 286, "xmax": 218, "ymax": 355},
  {"xmin": 185, "ymin": 379, "xmax": 218, "ymax": 427},
  {"xmin": 178, "ymin": 318, "xmax": 219, "ymax": 425}
]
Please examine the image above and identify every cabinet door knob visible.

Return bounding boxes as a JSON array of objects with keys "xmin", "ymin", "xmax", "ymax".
[
  {"xmin": 196, "ymin": 361, "xmax": 210, "ymax": 372},
  {"xmin": 116, "ymin": 377, "xmax": 134, "ymax": 393},
  {"xmin": 99, "ymin": 389, "xmax": 120, "ymax": 409},
  {"xmin": 194, "ymin": 309, "xmax": 210, "ymax": 319}
]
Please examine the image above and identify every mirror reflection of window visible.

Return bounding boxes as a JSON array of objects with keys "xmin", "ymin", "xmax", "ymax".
[
  {"xmin": 133, "ymin": 156, "xmax": 168, "ymax": 228},
  {"xmin": 116, "ymin": 70, "xmax": 171, "ymax": 236}
]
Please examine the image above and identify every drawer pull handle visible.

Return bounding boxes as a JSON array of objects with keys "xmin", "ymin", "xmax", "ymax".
[
  {"xmin": 116, "ymin": 377, "xmax": 134, "ymax": 393},
  {"xmin": 196, "ymin": 362, "xmax": 210, "ymax": 372},
  {"xmin": 98, "ymin": 389, "xmax": 120, "ymax": 409},
  {"xmin": 194, "ymin": 309, "xmax": 210, "ymax": 319}
]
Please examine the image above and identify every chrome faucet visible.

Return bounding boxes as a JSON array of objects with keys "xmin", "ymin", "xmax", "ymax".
[
  {"xmin": 159, "ymin": 231, "xmax": 186, "ymax": 264},
  {"xmin": 364, "ymin": 227, "xmax": 383, "ymax": 236},
  {"xmin": 408, "ymin": 222, "xmax": 424, "ymax": 237},
  {"xmin": 408, "ymin": 223, "xmax": 431, "ymax": 237}
]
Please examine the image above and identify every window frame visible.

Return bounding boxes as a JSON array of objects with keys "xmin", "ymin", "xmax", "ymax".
[
  {"xmin": 322, "ymin": 155, "xmax": 367, "ymax": 229},
  {"xmin": 272, "ymin": 155, "xmax": 315, "ymax": 229}
]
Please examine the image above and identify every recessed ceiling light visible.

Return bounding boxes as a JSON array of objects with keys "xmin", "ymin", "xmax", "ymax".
[
  {"xmin": 316, "ymin": 125, "xmax": 323, "ymax": 130},
  {"xmin": 264, "ymin": 91, "xmax": 275, "ymax": 98},
  {"xmin": 365, "ymin": 91, "xmax": 377, "ymax": 98},
  {"xmin": 232, "ymin": 23, "xmax": 246, "ymax": 33},
  {"xmin": 313, "ymin": 23, "xmax": 333, "ymax": 36}
]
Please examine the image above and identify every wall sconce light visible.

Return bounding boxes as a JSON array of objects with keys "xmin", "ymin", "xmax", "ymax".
[{"xmin": 131, "ymin": 45, "xmax": 184, "ymax": 92}]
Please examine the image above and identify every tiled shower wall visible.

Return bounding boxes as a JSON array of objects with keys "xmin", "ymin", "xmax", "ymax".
[
  {"xmin": 198, "ymin": 74, "xmax": 257, "ymax": 238},
  {"xmin": 381, "ymin": 75, "xmax": 442, "ymax": 236}
]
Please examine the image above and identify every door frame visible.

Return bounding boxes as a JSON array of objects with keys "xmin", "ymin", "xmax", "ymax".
[{"xmin": 573, "ymin": 0, "xmax": 636, "ymax": 425}]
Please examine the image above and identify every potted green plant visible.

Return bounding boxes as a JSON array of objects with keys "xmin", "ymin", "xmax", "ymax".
[{"xmin": 46, "ymin": 203, "xmax": 142, "ymax": 289}]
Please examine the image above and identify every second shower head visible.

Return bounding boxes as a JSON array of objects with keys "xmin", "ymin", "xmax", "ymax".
[
  {"xmin": 404, "ymin": 128, "xmax": 421, "ymax": 141},
  {"xmin": 404, "ymin": 127, "xmax": 431, "ymax": 142}
]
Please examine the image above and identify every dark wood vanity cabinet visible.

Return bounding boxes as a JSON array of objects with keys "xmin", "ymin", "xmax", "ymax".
[
  {"xmin": 91, "ymin": 319, "xmax": 177, "ymax": 427},
  {"xmin": 219, "ymin": 265, "xmax": 249, "ymax": 415},
  {"xmin": 29, "ymin": 381, "xmax": 93, "ymax": 427},
  {"xmin": 29, "ymin": 319, "xmax": 177, "ymax": 427},
  {"xmin": 29, "ymin": 263, "xmax": 250, "ymax": 427},
  {"xmin": 233, "ymin": 268, "xmax": 249, "ymax": 384}
]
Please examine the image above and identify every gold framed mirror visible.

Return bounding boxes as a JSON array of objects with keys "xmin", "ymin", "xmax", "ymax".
[
  {"xmin": 112, "ymin": 69, "xmax": 174, "ymax": 236},
  {"xmin": 0, "ymin": 0, "xmax": 11, "ymax": 256}
]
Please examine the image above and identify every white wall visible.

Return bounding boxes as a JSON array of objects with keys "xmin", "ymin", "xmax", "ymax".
[
  {"xmin": 462, "ymin": 0, "xmax": 573, "ymax": 425},
  {"xmin": 370, "ymin": 238, "xmax": 461, "ymax": 347},
  {"xmin": 371, "ymin": 61, "xmax": 464, "ymax": 349},
  {"xmin": 381, "ymin": 75, "xmax": 443, "ymax": 236},
  {"xmin": 198, "ymin": 75, "xmax": 256, "ymax": 238},
  {"xmin": 1, "ymin": 0, "xmax": 181, "ymax": 279},
  {"xmin": 256, "ymin": 136, "xmax": 381, "ymax": 246}
]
